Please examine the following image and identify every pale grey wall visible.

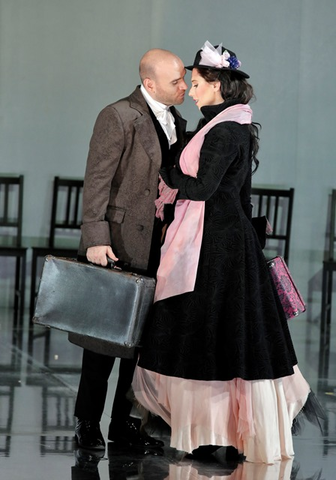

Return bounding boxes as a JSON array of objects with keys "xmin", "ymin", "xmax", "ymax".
[{"xmin": 1, "ymin": 0, "xmax": 335, "ymax": 318}]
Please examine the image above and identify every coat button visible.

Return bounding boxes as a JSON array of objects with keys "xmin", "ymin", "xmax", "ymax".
[
  {"xmin": 137, "ymin": 225, "xmax": 144, "ymax": 231},
  {"xmin": 144, "ymin": 189, "xmax": 150, "ymax": 196}
]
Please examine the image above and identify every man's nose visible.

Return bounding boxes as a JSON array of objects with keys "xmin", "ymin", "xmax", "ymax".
[{"xmin": 181, "ymin": 80, "xmax": 188, "ymax": 90}]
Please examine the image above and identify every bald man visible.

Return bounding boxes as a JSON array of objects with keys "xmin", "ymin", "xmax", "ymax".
[{"xmin": 74, "ymin": 49, "xmax": 187, "ymax": 452}]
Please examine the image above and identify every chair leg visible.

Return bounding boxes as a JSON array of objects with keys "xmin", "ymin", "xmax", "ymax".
[
  {"xmin": 28, "ymin": 250, "xmax": 39, "ymax": 355},
  {"xmin": 12, "ymin": 253, "xmax": 26, "ymax": 328},
  {"xmin": 44, "ymin": 328, "xmax": 51, "ymax": 367},
  {"xmin": 30, "ymin": 250, "xmax": 38, "ymax": 320},
  {"xmin": 19, "ymin": 252, "xmax": 26, "ymax": 321},
  {"xmin": 14, "ymin": 256, "xmax": 21, "ymax": 315},
  {"xmin": 319, "ymin": 264, "xmax": 333, "ymax": 379}
]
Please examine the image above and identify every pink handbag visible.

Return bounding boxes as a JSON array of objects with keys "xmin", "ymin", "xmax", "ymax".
[{"xmin": 267, "ymin": 256, "xmax": 306, "ymax": 319}]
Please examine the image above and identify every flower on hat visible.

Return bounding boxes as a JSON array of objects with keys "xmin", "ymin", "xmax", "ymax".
[
  {"xmin": 199, "ymin": 41, "xmax": 242, "ymax": 71},
  {"xmin": 227, "ymin": 54, "xmax": 241, "ymax": 70}
]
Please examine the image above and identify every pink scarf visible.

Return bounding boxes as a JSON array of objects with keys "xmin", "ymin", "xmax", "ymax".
[{"xmin": 154, "ymin": 104, "xmax": 252, "ymax": 302}]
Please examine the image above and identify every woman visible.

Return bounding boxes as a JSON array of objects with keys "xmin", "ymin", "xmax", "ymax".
[{"xmin": 132, "ymin": 41, "xmax": 322, "ymax": 464}]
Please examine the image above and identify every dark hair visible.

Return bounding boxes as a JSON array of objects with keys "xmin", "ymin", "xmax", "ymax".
[{"xmin": 197, "ymin": 68, "xmax": 260, "ymax": 172}]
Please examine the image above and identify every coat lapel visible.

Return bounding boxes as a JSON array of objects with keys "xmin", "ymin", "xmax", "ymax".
[
  {"xmin": 129, "ymin": 87, "xmax": 187, "ymax": 167},
  {"xmin": 171, "ymin": 107, "xmax": 187, "ymax": 150},
  {"xmin": 129, "ymin": 87, "xmax": 161, "ymax": 167}
]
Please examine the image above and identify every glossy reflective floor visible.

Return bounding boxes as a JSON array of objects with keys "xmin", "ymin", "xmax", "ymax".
[{"xmin": 1, "ymin": 301, "xmax": 336, "ymax": 480}]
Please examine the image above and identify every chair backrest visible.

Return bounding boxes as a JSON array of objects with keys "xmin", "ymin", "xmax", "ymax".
[
  {"xmin": 251, "ymin": 187, "xmax": 295, "ymax": 264},
  {"xmin": 326, "ymin": 189, "xmax": 336, "ymax": 261},
  {"xmin": 48, "ymin": 176, "xmax": 84, "ymax": 248},
  {"xmin": 0, "ymin": 175, "xmax": 24, "ymax": 247}
]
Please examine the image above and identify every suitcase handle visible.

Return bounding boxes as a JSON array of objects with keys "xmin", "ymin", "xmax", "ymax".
[
  {"xmin": 88, "ymin": 257, "xmax": 120, "ymax": 270},
  {"xmin": 106, "ymin": 257, "xmax": 123, "ymax": 271},
  {"xmin": 107, "ymin": 257, "xmax": 116, "ymax": 268}
]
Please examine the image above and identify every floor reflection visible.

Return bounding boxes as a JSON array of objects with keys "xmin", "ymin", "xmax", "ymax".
[
  {"xmin": 0, "ymin": 305, "xmax": 336, "ymax": 479},
  {"xmin": 71, "ymin": 446, "xmax": 325, "ymax": 480}
]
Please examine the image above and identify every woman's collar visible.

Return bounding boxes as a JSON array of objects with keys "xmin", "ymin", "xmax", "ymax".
[{"xmin": 201, "ymin": 98, "xmax": 244, "ymax": 121}]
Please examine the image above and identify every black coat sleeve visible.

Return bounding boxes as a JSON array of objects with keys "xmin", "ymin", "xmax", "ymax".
[{"xmin": 160, "ymin": 123, "xmax": 240, "ymax": 202}]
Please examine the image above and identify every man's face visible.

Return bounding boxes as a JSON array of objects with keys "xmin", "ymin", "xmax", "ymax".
[{"xmin": 151, "ymin": 59, "xmax": 188, "ymax": 106}]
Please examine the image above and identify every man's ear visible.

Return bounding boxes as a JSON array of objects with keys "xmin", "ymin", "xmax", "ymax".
[{"xmin": 143, "ymin": 78, "xmax": 155, "ymax": 94}]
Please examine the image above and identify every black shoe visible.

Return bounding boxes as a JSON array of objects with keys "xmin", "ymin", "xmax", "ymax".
[
  {"xmin": 186, "ymin": 445, "xmax": 219, "ymax": 460},
  {"xmin": 75, "ymin": 418, "xmax": 106, "ymax": 451},
  {"xmin": 108, "ymin": 419, "xmax": 164, "ymax": 448},
  {"xmin": 225, "ymin": 446, "xmax": 245, "ymax": 462},
  {"xmin": 74, "ymin": 447, "xmax": 105, "ymax": 470}
]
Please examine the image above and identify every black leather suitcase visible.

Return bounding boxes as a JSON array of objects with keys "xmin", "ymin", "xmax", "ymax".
[{"xmin": 33, "ymin": 255, "xmax": 156, "ymax": 358}]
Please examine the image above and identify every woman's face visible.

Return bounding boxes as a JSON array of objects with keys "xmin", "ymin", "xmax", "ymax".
[{"xmin": 188, "ymin": 69, "xmax": 223, "ymax": 109}]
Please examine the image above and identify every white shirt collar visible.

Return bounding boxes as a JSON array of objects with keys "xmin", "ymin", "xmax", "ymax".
[
  {"xmin": 140, "ymin": 84, "xmax": 170, "ymax": 115},
  {"xmin": 140, "ymin": 85, "xmax": 177, "ymax": 146}
]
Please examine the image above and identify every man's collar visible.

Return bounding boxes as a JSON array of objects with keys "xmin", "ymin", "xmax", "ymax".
[{"xmin": 140, "ymin": 84, "xmax": 170, "ymax": 114}]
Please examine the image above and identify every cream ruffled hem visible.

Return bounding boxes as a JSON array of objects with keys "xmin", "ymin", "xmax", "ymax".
[{"xmin": 132, "ymin": 365, "xmax": 310, "ymax": 464}]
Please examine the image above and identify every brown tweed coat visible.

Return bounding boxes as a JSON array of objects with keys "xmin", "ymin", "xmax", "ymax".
[{"xmin": 78, "ymin": 86, "xmax": 186, "ymax": 271}]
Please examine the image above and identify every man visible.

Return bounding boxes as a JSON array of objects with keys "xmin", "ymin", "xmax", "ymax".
[{"xmin": 74, "ymin": 48, "xmax": 187, "ymax": 452}]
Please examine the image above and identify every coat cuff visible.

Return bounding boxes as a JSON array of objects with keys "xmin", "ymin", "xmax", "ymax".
[{"xmin": 81, "ymin": 221, "xmax": 111, "ymax": 250}]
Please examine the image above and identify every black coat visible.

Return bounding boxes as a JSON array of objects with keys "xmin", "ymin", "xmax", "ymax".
[{"xmin": 138, "ymin": 100, "xmax": 297, "ymax": 381}]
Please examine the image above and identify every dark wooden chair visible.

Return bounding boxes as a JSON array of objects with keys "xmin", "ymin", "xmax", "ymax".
[
  {"xmin": 29, "ymin": 176, "xmax": 83, "ymax": 318},
  {"xmin": 0, "ymin": 175, "xmax": 27, "ymax": 320},
  {"xmin": 251, "ymin": 187, "xmax": 295, "ymax": 265},
  {"xmin": 319, "ymin": 189, "xmax": 336, "ymax": 379}
]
